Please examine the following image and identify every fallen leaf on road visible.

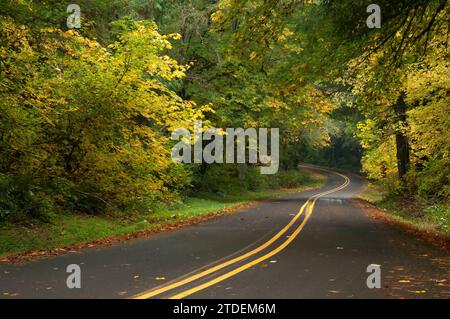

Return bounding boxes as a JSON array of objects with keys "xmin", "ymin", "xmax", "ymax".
[
  {"xmin": 409, "ymin": 290, "xmax": 427, "ymax": 294},
  {"xmin": 328, "ymin": 290, "xmax": 340, "ymax": 294}
]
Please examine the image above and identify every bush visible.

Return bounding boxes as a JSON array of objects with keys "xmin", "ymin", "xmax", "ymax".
[
  {"xmin": 0, "ymin": 18, "xmax": 198, "ymax": 223},
  {"xmin": 274, "ymin": 170, "xmax": 313, "ymax": 189},
  {"xmin": 192, "ymin": 165, "xmax": 247, "ymax": 195},
  {"xmin": 244, "ymin": 167, "xmax": 270, "ymax": 191},
  {"xmin": 192, "ymin": 164, "xmax": 313, "ymax": 196},
  {"xmin": 0, "ymin": 174, "xmax": 55, "ymax": 222},
  {"xmin": 416, "ymin": 158, "xmax": 450, "ymax": 200}
]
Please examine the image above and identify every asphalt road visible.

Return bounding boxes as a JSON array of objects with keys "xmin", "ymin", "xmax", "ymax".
[{"xmin": 0, "ymin": 166, "xmax": 449, "ymax": 299}]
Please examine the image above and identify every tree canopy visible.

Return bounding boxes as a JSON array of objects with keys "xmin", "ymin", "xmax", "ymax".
[{"xmin": 0, "ymin": 0, "xmax": 448, "ymax": 222}]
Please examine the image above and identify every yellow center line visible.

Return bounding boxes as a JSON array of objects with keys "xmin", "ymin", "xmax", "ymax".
[
  {"xmin": 133, "ymin": 169, "xmax": 349, "ymax": 299},
  {"xmin": 168, "ymin": 173, "xmax": 349, "ymax": 299},
  {"xmin": 133, "ymin": 200, "xmax": 310, "ymax": 299}
]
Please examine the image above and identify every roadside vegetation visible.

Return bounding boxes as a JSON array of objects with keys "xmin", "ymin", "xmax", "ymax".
[
  {"xmin": 0, "ymin": 1, "xmax": 448, "ymax": 255},
  {"xmin": 0, "ymin": 170, "xmax": 324, "ymax": 259},
  {"xmin": 360, "ymin": 183, "xmax": 450, "ymax": 238},
  {"xmin": 0, "ymin": 1, "xmax": 337, "ymax": 227}
]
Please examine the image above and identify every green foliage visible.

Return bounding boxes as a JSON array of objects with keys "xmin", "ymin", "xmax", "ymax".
[
  {"xmin": 423, "ymin": 204, "xmax": 450, "ymax": 234},
  {"xmin": 0, "ymin": 13, "xmax": 206, "ymax": 221},
  {"xmin": 0, "ymin": 174, "xmax": 54, "ymax": 222},
  {"xmin": 193, "ymin": 164, "xmax": 315, "ymax": 196},
  {"xmin": 324, "ymin": 0, "xmax": 450, "ymax": 201},
  {"xmin": 273, "ymin": 170, "xmax": 315, "ymax": 189},
  {"xmin": 415, "ymin": 159, "xmax": 450, "ymax": 200},
  {"xmin": 0, "ymin": 0, "xmax": 447, "ymax": 228},
  {"xmin": 0, "ymin": 174, "xmax": 324, "ymax": 258}
]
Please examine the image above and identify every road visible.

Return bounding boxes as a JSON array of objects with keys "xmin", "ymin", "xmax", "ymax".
[{"xmin": 0, "ymin": 166, "xmax": 449, "ymax": 299}]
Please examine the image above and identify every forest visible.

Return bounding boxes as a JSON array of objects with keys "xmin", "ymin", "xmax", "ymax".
[{"xmin": 0, "ymin": 0, "xmax": 448, "ymax": 235}]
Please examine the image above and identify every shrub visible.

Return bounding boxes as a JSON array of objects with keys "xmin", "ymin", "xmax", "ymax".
[
  {"xmin": 275, "ymin": 170, "xmax": 312, "ymax": 189},
  {"xmin": 416, "ymin": 158, "xmax": 450, "ymax": 200},
  {"xmin": 0, "ymin": 174, "xmax": 55, "ymax": 222}
]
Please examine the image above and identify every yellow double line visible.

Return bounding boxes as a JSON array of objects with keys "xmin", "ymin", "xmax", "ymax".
[{"xmin": 133, "ymin": 169, "xmax": 350, "ymax": 299}]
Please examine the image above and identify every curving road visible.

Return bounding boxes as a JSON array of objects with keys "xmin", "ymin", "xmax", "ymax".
[{"xmin": 0, "ymin": 166, "xmax": 449, "ymax": 299}]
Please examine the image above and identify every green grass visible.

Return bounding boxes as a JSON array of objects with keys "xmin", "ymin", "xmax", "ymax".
[
  {"xmin": 0, "ymin": 175, "xmax": 325, "ymax": 259},
  {"xmin": 359, "ymin": 182, "xmax": 450, "ymax": 237},
  {"xmin": 358, "ymin": 182, "xmax": 386, "ymax": 203}
]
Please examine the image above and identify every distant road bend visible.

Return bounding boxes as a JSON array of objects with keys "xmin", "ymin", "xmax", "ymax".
[{"xmin": 0, "ymin": 165, "xmax": 448, "ymax": 299}]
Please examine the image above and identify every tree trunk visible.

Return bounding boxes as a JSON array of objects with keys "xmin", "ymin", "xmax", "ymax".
[
  {"xmin": 395, "ymin": 132, "xmax": 410, "ymax": 179},
  {"xmin": 393, "ymin": 93, "xmax": 410, "ymax": 180}
]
